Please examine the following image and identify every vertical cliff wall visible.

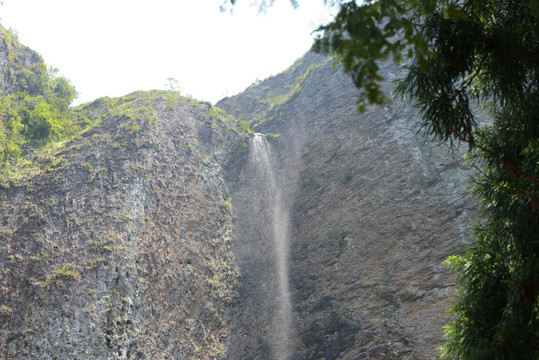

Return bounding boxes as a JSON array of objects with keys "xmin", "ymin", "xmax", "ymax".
[
  {"xmin": 0, "ymin": 91, "xmax": 248, "ymax": 359},
  {"xmin": 0, "ymin": 31, "xmax": 479, "ymax": 359},
  {"xmin": 219, "ymin": 52, "xmax": 477, "ymax": 359}
]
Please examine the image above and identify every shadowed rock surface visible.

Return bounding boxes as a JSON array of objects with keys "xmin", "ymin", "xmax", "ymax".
[
  {"xmin": 0, "ymin": 33, "xmax": 477, "ymax": 359},
  {"xmin": 219, "ymin": 52, "xmax": 477, "ymax": 359}
]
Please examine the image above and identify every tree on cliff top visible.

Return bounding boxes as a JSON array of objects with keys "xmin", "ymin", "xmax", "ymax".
[{"xmin": 228, "ymin": 0, "xmax": 539, "ymax": 358}]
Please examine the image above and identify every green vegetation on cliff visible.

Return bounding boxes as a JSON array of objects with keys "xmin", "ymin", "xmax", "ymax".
[{"xmin": 0, "ymin": 26, "xmax": 87, "ymax": 187}]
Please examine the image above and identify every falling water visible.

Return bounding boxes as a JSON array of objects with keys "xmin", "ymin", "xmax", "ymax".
[{"xmin": 250, "ymin": 133, "xmax": 295, "ymax": 360}]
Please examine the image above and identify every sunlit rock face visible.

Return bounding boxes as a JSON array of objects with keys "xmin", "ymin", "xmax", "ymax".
[
  {"xmin": 0, "ymin": 32, "xmax": 477, "ymax": 359},
  {"xmin": 0, "ymin": 26, "xmax": 43, "ymax": 95},
  {"xmin": 219, "ymin": 52, "xmax": 477, "ymax": 359},
  {"xmin": 0, "ymin": 92, "xmax": 246, "ymax": 359}
]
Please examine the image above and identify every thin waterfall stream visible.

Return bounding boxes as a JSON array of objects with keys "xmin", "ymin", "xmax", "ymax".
[{"xmin": 249, "ymin": 133, "xmax": 296, "ymax": 359}]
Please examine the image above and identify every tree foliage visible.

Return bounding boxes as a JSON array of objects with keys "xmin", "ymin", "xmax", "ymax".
[{"xmin": 229, "ymin": 0, "xmax": 539, "ymax": 357}]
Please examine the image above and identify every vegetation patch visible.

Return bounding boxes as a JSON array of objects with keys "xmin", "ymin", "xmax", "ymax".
[
  {"xmin": 300, "ymin": 172, "xmax": 321, "ymax": 192},
  {"xmin": 238, "ymin": 120, "xmax": 253, "ymax": 135},
  {"xmin": 205, "ymin": 258, "xmax": 240, "ymax": 303},
  {"xmin": 260, "ymin": 62, "xmax": 321, "ymax": 111},
  {"xmin": 264, "ymin": 132, "xmax": 280, "ymax": 139},
  {"xmin": 342, "ymin": 171, "xmax": 353, "ymax": 183},
  {"xmin": 44, "ymin": 263, "xmax": 80, "ymax": 291},
  {"xmin": 0, "ymin": 304, "xmax": 13, "ymax": 317},
  {"xmin": 324, "ymin": 229, "xmax": 355, "ymax": 249}
]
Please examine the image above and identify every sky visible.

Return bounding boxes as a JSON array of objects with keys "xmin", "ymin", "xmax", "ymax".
[{"xmin": 0, "ymin": 0, "xmax": 336, "ymax": 105}]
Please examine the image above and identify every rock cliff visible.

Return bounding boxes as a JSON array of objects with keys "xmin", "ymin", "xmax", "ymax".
[
  {"xmin": 0, "ymin": 33, "xmax": 477, "ymax": 359},
  {"xmin": 0, "ymin": 25, "xmax": 43, "ymax": 96},
  {"xmin": 218, "ymin": 52, "xmax": 477, "ymax": 359},
  {"xmin": 0, "ymin": 91, "xmax": 248, "ymax": 359}
]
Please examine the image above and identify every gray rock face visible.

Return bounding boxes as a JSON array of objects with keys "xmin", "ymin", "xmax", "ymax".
[
  {"xmin": 0, "ymin": 93, "xmax": 245, "ymax": 359},
  {"xmin": 219, "ymin": 52, "xmax": 477, "ymax": 359},
  {"xmin": 0, "ymin": 35, "xmax": 477, "ymax": 359}
]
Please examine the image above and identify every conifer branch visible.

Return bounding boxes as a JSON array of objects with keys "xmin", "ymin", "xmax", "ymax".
[
  {"xmin": 435, "ymin": 119, "xmax": 539, "ymax": 188},
  {"xmin": 491, "ymin": 40, "xmax": 539, "ymax": 63}
]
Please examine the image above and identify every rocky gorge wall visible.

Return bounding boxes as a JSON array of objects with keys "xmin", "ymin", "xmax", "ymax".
[
  {"xmin": 219, "ymin": 52, "xmax": 477, "ymax": 359},
  {"xmin": 0, "ymin": 32, "xmax": 478, "ymax": 359}
]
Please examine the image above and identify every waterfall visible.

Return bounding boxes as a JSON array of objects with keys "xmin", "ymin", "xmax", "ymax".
[{"xmin": 249, "ymin": 133, "xmax": 295, "ymax": 360}]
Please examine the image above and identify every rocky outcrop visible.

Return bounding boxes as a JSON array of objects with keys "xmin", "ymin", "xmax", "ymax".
[{"xmin": 0, "ymin": 33, "xmax": 478, "ymax": 359}]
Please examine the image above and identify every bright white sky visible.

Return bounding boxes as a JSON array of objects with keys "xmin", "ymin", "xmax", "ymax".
[{"xmin": 0, "ymin": 0, "xmax": 335, "ymax": 105}]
